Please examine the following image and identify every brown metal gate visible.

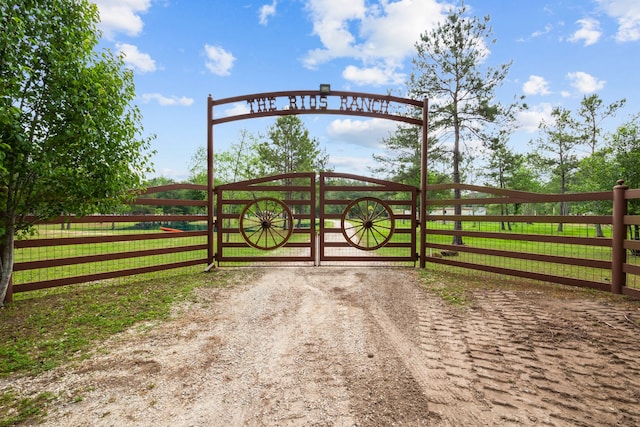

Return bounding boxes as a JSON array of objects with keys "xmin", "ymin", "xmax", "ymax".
[
  {"xmin": 319, "ymin": 172, "xmax": 418, "ymax": 265},
  {"xmin": 215, "ymin": 172, "xmax": 316, "ymax": 265},
  {"xmin": 214, "ymin": 171, "xmax": 418, "ymax": 266}
]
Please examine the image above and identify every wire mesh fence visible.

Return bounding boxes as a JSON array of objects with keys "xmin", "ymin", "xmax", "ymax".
[
  {"xmin": 10, "ymin": 184, "xmax": 208, "ymax": 297},
  {"xmin": 423, "ymin": 183, "xmax": 639, "ymax": 297},
  {"xmin": 7, "ymin": 180, "xmax": 640, "ymax": 301}
]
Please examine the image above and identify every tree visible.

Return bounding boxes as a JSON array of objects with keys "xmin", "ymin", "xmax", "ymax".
[
  {"xmin": 611, "ymin": 115, "xmax": 640, "ymax": 208},
  {"xmin": 610, "ymin": 116, "xmax": 640, "ymax": 242},
  {"xmin": 190, "ymin": 130, "xmax": 260, "ymax": 186},
  {"xmin": 190, "ymin": 130, "xmax": 262, "ymax": 240},
  {"xmin": 408, "ymin": 2, "xmax": 516, "ymax": 244},
  {"xmin": 257, "ymin": 116, "xmax": 329, "ymax": 228},
  {"xmin": 575, "ymin": 94, "xmax": 626, "ymax": 154},
  {"xmin": 256, "ymin": 116, "xmax": 328, "ymax": 175},
  {"xmin": 372, "ymin": 123, "xmax": 449, "ymax": 188},
  {"xmin": 531, "ymin": 107, "xmax": 579, "ymax": 231},
  {"xmin": 572, "ymin": 149, "xmax": 615, "ymax": 236},
  {"xmin": 570, "ymin": 94, "xmax": 625, "ymax": 236},
  {"xmin": 0, "ymin": 0, "xmax": 154, "ymax": 303},
  {"xmin": 482, "ymin": 130, "xmax": 526, "ymax": 230}
]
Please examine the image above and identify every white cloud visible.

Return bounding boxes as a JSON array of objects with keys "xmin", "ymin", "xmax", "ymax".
[
  {"xmin": 358, "ymin": 0, "xmax": 444, "ymax": 62},
  {"xmin": 302, "ymin": 0, "xmax": 445, "ymax": 86},
  {"xmin": 141, "ymin": 93, "xmax": 194, "ymax": 106},
  {"xmin": 204, "ymin": 44, "xmax": 236, "ymax": 76},
  {"xmin": 222, "ymin": 103, "xmax": 251, "ymax": 117},
  {"xmin": 515, "ymin": 103, "xmax": 554, "ymax": 133},
  {"xmin": 116, "ymin": 43, "xmax": 156, "ymax": 73},
  {"xmin": 531, "ymin": 24, "xmax": 553, "ymax": 39},
  {"xmin": 93, "ymin": 0, "xmax": 151, "ymax": 39},
  {"xmin": 567, "ymin": 71, "xmax": 605, "ymax": 93},
  {"xmin": 596, "ymin": 0, "xmax": 640, "ymax": 42},
  {"xmin": 522, "ymin": 75, "xmax": 551, "ymax": 96},
  {"xmin": 568, "ymin": 18, "xmax": 602, "ymax": 46},
  {"xmin": 303, "ymin": 0, "xmax": 365, "ymax": 68},
  {"xmin": 259, "ymin": 1, "xmax": 277, "ymax": 25},
  {"xmin": 327, "ymin": 155, "xmax": 377, "ymax": 175},
  {"xmin": 326, "ymin": 118, "xmax": 397, "ymax": 148},
  {"xmin": 342, "ymin": 65, "xmax": 405, "ymax": 86}
]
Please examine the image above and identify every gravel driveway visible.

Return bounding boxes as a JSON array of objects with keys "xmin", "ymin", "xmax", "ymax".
[{"xmin": 8, "ymin": 267, "xmax": 640, "ymax": 426}]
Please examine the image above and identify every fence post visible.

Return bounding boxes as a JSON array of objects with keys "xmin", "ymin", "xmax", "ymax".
[
  {"xmin": 419, "ymin": 97, "xmax": 428, "ymax": 268},
  {"xmin": 207, "ymin": 95, "xmax": 215, "ymax": 267},
  {"xmin": 611, "ymin": 179, "xmax": 628, "ymax": 294}
]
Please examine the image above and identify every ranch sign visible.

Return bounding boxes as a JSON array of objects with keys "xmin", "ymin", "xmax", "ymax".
[
  {"xmin": 245, "ymin": 93, "xmax": 391, "ymax": 115},
  {"xmin": 209, "ymin": 87, "xmax": 424, "ymax": 126}
]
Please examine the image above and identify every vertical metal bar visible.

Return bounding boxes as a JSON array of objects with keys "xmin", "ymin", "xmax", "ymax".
[
  {"xmin": 611, "ymin": 179, "xmax": 628, "ymax": 294},
  {"xmin": 318, "ymin": 172, "xmax": 325, "ymax": 265},
  {"xmin": 411, "ymin": 186, "xmax": 418, "ymax": 264},
  {"xmin": 207, "ymin": 95, "xmax": 215, "ymax": 266},
  {"xmin": 310, "ymin": 172, "xmax": 317, "ymax": 265},
  {"xmin": 216, "ymin": 186, "xmax": 223, "ymax": 265},
  {"xmin": 419, "ymin": 97, "xmax": 428, "ymax": 268}
]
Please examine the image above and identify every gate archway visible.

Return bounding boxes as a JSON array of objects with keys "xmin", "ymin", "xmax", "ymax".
[{"xmin": 207, "ymin": 88, "xmax": 428, "ymax": 267}]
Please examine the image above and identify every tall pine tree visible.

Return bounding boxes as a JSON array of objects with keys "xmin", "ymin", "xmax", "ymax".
[{"xmin": 408, "ymin": 2, "xmax": 515, "ymax": 244}]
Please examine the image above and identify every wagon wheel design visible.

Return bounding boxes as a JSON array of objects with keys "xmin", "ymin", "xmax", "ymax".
[
  {"xmin": 341, "ymin": 197, "xmax": 394, "ymax": 251},
  {"xmin": 240, "ymin": 197, "xmax": 293, "ymax": 250}
]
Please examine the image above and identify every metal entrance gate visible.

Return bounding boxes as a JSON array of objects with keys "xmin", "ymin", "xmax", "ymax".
[
  {"xmin": 319, "ymin": 172, "xmax": 417, "ymax": 265},
  {"xmin": 215, "ymin": 172, "xmax": 316, "ymax": 265},
  {"xmin": 214, "ymin": 172, "xmax": 417, "ymax": 266}
]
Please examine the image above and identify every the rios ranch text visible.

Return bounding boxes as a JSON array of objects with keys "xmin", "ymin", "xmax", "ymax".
[{"xmin": 245, "ymin": 95, "xmax": 392, "ymax": 115}]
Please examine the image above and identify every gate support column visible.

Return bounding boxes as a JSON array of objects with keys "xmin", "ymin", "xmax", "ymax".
[
  {"xmin": 611, "ymin": 179, "xmax": 628, "ymax": 294},
  {"xmin": 419, "ymin": 97, "xmax": 428, "ymax": 268},
  {"xmin": 207, "ymin": 95, "xmax": 215, "ymax": 267}
]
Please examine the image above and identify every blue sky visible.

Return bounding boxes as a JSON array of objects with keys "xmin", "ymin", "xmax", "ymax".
[{"xmin": 93, "ymin": 0, "xmax": 640, "ymax": 181}]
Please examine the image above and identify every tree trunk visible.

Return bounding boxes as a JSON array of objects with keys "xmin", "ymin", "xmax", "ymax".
[
  {"xmin": 557, "ymin": 201, "xmax": 566, "ymax": 232},
  {"xmin": 453, "ymin": 189, "xmax": 463, "ymax": 245},
  {"xmin": 595, "ymin": 223, "xmax": 604, "ymax": 238},
  {"xmin": 0, "ymin": 225, "xmax": 16, "ymax": 306},
  {"xmin": 452, "ymin": 122, "xmax": 463, "ymax": 245},
  {"xmin": 558, "ymin": 172, "xmax": 567, "ymax": 232}
]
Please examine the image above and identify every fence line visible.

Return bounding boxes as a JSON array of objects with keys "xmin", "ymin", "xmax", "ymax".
[
  {"xmin": 5, "ymin": 180, "xmax": 640, "ymax": 303},
  {"xmin": 6, "ymin": 184, "xmax": 208, "ymax": 302},
  {"xmin": 423, "ymin": 180, "xmax": 640, "ymax": 298}
]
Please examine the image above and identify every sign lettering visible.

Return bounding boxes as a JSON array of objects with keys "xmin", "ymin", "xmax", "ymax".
[{"xmin": 245, "ymin": 94, "xmax": 391, "ymax": 115}]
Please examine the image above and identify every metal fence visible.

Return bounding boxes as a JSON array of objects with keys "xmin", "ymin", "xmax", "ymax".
[
  {"xmin": 7, "ymin": 184, "xmax": 208, "ymax": 302},
  {"xmin": 423, "ymin": 180, "xmax": 640, "ymax": 298},
  {"xmin": 5, "ymin": 180, "xmax": 640, "ymax": 303}
]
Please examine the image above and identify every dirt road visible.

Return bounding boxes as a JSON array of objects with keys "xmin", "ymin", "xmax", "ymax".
[{"xmin": 10, "ymin": 267, "xmax": 640, "ymax": 426}]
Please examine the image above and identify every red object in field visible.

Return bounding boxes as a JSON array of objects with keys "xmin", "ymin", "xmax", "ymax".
[{"xmin": 160, "ymin": 226, "xmax": 183, "ymax": 232}]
